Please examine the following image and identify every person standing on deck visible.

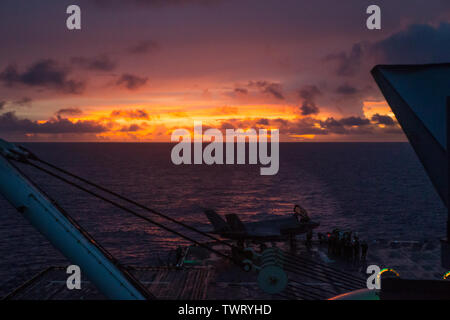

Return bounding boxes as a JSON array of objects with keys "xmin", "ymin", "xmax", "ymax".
[
  {"xmin": 361, "ymin": 240, "xmax": 368, "ymax": 261},
  {"xmin": 353, "ymin": 233, "xmax": 360, "ymax": 263}
]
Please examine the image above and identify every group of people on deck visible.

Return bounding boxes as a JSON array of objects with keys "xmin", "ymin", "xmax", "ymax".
[
  {"xmin": 323, "ymin": 229, "xmax": 368, "ymax": 262},
  {"xmin": 291, "ymin": 204, "xmax": 368, "ymax": 261}
]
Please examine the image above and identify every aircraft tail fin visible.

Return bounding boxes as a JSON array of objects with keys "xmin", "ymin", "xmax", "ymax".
[
  {"xmin": 204, "ymin": 209, "xmax": 230, "ymax": 233},
  {"xmin": 225, "ymin": 214, "xmax": 247, "ymax": 233}
]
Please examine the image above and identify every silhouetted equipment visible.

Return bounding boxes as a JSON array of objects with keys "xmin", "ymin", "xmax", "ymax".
[
  {"xmin": 372, "ymin": 63, "xmax": 450, "ymax": 268},
  {"xmin": 0, "ymin": 139, "xmax": 249, "ymax": 299},
  {"xmin": 360, "ymin": 241, "xmax": 368, "ymax": 261},
  {"xmin": 204, "ymin": 209, "xmax": 320, "ymax": 242},
  {"xmin": 0, "ymin": 140, "xmax": 154, "ymax": 300},
  {"xmin": 0, "ymin": 138, "xmax": 333, "ymax": 299}
]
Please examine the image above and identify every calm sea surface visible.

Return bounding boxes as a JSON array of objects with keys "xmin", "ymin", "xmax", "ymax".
[{"xmin": 0, "ymin": 143, "xmax": 446, "ymax": 295}]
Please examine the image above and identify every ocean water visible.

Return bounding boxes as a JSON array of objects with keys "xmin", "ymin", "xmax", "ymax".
[{"xmin": 0, "ymin": 142, "xmax": 446, "ymax": 296}]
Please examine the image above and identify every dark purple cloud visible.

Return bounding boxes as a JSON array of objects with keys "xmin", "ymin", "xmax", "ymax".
[
  {"xmin": 0, "ymin": 59, "xmax": 84, "ymax": 94},
  {"xmin": 324, "ymin": 43, "xmax": 363, "ymax": 77},
  {"xmin": 336, "ymin": 84, "xmax": 359, "ymax": 95},
  {"xmin": 371, "ymin": 113, "xmax": 396, "ymax": 126},
  {"xmin": 13, "ymin": 97, "xmax": 32, "ymax": 107},
  {"xmin": 0, "ymin": 98, "xmax": 32, "ymax": 110},
  {"xmin": 55, "ymin": 108, "xmax": 84, "ymax": 117},
  {"xmin": 220, "ymin": 121, "xmax": 236, "ymax": 130},
  {"xmin": 71, "ymin": 55, "xmax": 117, "ymax": 72},
  {"xmin": 372, "ymin": 23, "xmax": 450, "ymax": 64},
  {"xmin": 299, "ymin": 102, "xmax": 319, "ymax": 116},
  {"xmin": 223, "ymin": 115, "xmax": 387, "ymax": 137},
  {"xmin": 116, "ymin": 74, "xmax": 148, "ymax": 90},
  {"xmin": 320, "ymin": 117, "xmax": 347, "ymax": 134},
  {"xmin": 234, "ymin": 88, "xmax": 248, "ymax": 95},
  {"xmin": 110, "ymin": 109, "xmax": 150, "ymax": 119},
  {"xmin": 291, "ymin": 116, "xmax": 372, "ymax": 135},
  {"xmin": 249, "ymin": 81, "xmax": 284, "ymax": 100},
  {"xmin": 325, "ymin": 22, "xmax": 450, "ymax": 81},
  {"xmin": 128, "ymin": 41, "xmax": 159, "ymax": 54},
  {"xmin": 338, "ymin": 116, "xmax": 370, "ymax": 127},
  {"xmin": 120, "ymin": 124, "xmax": 142, "ymax": 132},
  {"xmin": 0, "ymin": 112, "xmax": 107, "ymax": 134},
  {"xmin": 256, "ymin": 118, "xmax": 269, "ymax": 125},
  {"xmin": 298, "ymin": 85, "xmax": 321, "ymax": 116}
]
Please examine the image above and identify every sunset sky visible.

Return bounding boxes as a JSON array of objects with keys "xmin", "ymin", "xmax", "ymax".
[{"xmin": 1, "ymin": 0, "xmax": 450, "ymax": 142}]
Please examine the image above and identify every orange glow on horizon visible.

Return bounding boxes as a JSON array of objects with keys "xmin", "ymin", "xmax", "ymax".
[
  {"xmin": 363, "ymin": 100, "xmax": 394, "ymax": 119},
  {"xmin": 51, "ymin": 103, "xmax": 300, "ymax": 141},
  {"xmin": 20, "ymin": 98, "xmax": 401, "ymax": 142}
]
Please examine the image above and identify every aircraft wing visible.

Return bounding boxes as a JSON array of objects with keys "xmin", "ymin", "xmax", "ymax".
[
  {"xmin": 204, "ymin": 210, "xmax": 319, "ymax": 240},
  {"xmin": 244, "ymin": 216, "xmax": 319, "ymax": 237}
]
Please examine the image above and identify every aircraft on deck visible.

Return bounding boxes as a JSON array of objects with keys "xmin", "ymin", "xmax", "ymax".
[{"xmin": 204, "ymin": 209, "xmax": 320, "ymax": 242}]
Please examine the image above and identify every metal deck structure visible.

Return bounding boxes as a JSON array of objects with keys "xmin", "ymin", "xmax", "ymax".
[{"xmin": 3, "ymin": 239, "xmax": 446, "ymax": 300}]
